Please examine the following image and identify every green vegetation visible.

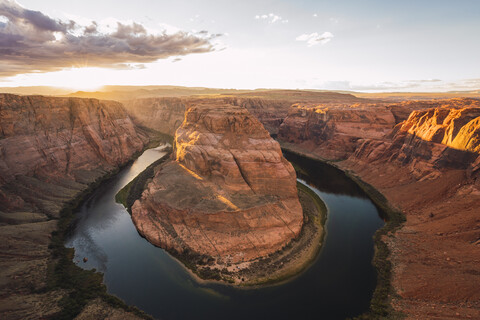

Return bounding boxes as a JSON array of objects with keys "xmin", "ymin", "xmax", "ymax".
[
  {"xmin": 296, "ymin": 181, "xmax": 327, "ymax": 227},
  {"xmin": 115, "ymin": 154, "xmax": 171, "ymax": 213}
]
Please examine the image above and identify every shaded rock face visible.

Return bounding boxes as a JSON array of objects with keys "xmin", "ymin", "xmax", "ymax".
[
  {"xmin": 222, "ymin": 97, "xmax": 292, "ymax": 134},
  {"xmin": 0, "ymin": 94, "xmax": 149, "ymax": 320},
  {"xmin": 278, "ymin": 103, "xmax": 396, "ymax": 160},
  {"xmin": 0, "ymin": 94, "xmax": 148, "ymax": 215},
  {"xmin": 123, "ymin": 97, "xmax": 186, "ymax": 135},
  {"xmin": 132, "ymin": 104, "xmax": 303, "ymax": 263}
]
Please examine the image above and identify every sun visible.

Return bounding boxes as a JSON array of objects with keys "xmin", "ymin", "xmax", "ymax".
[
  {"xmin": 0, "ymin": 67, "xmax": 122, "ymax": 92},
  {"xmin": 49, "ymin": 68, "xmax": 110, "ymax": 91}
]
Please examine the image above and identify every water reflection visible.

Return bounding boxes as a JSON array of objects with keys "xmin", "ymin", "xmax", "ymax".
[
  {"xmin": 284, "ymin": 150, "xmax": 367, "ymax": 198},
  {"xmin": 66, "ymin": 148, "xmax": 385, "ymax": 320}
]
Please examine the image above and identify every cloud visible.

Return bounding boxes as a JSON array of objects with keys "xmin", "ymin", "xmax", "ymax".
[
  {"xmin": 0, "ymin": 1, "xmax": 221, "ymax": 77},
  {"xmin": 313, "ymin": 13, "xmax": 318, "ymax": 18},
  {"xmin": 296, "ymin": 32, "xmax": 333, "ymax": 46},
  {"xmin": 255, "ymin": 13, "xmax": 288, "ymax": 24}
]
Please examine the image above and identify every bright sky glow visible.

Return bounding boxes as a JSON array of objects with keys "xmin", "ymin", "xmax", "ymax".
[{"xmin": 1, "ymin": 0, "xmax": 479, "ymax": 92}]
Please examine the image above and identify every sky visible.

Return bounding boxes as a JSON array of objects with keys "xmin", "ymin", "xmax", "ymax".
[{"xmin": 0, "ymin": 0, "xmax": 479, "ymax": 92}]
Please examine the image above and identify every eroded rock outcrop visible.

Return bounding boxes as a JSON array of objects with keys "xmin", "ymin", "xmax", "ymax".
[
  {"xmin": 123, "ymin": 97, "xmax": 186, "ymax": 135},
  {"xmin": 333, "ymin": 99, "xmax": 480, "ymax": 319},
  {"xmin": 123, "ymin": 97, "xmax": 292, "ymax": 136},
  {"xmin": 131, "ymin": 103, "xmax": 303, "ymax": 264}
]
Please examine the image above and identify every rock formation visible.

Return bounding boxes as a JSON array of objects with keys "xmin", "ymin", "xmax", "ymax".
[
  {"xmin": 276, "ymin": 97, "xmax": 480, "ymax": 318},
  {"xmin": 131, "ymin": 103, "xmax": 303, "ymax": 264},
  {"xmin": 0, "ymin": 94, "xmax": 148, "ymax": 215},
  {"xmin": 352, "ymin": 99, "xmax": 480, "ymax": 176},
  {"xmin": 123, "ymin": 97, "xmax": 292, "ymax": 136},
  {"xmin": 123, "ymin": 97, "xmax": 187, "ymax": 136},
  {"xmin": 0, "ymin": 94, "xmax": 149, "ymax": 319},
  {"xmin": 278, "ymin": 103, "xmax": 396, "ymax": 160}
]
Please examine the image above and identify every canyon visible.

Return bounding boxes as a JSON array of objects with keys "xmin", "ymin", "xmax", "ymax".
[
  {"xmin": 274, "ymin": 98, "xmax": 480, "ymax": 319},
  {"xmin": 0, "ymin": 94, "xmax": 152, "ymax": 319},
  {"xmin": 123, "ymin": 93, "xmax": 480, "ymax": 317},
  {"xmin": 0, "ymin": 89, "xmax": 479, "ymax": 319}
]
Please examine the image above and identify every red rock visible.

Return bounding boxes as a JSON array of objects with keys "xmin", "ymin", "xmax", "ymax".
[
  {"xmin": 131, "ymin": 103, "xmax": 303, "ymax": 263},
  {"xmin": 276, "ymin": 97, "xmax": 480, "ymax": 318},
  {"xmin": 0, "ymin": 94, "xmax": 148, "ymax": 215},
  {"xmin": 278, "ymin": 103, "xmax": 396, "ymax": 160}
]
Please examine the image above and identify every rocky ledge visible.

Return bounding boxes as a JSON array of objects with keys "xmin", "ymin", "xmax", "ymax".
[{"xmin": 130, "ymin": 103, "xmax": 316, "ymax": 283}]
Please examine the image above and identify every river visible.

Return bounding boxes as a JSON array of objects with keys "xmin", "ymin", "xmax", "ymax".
[{"xmin": 66, "ymin": 147, "xmax": 384, "ymax": 320}]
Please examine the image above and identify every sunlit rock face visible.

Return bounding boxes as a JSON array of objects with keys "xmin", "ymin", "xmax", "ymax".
[
  {"xmin": 0, "ymin": 94, "xmax": 148, "ymax": 215},
  {"xmin": 131, "ymin": 104, "xmax": 303, "ymax": 263},
  {"xmin": 351, "ymin": 99, "xmax": 480, "ymax": 176}
]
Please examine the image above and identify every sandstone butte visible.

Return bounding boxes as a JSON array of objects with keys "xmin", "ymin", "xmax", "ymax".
[
  {"xmin": 0, "ymin": 94, "xmax": 150, "ymax": 319},
  {"xmin": 275, "ymin": 98, "xmax": 480, "ymax": 319},
  {"xmin": 131, "ymin": 103, "xmax": 304, "ymax": 265}
]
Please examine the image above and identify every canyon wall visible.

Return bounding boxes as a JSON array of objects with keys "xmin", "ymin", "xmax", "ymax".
[
  {"xmin": 131, "ymin": 103, "xmax": 303, "ymax": 264},
  {"xmin": 278, "ymin": 103, "xmax": 396, "ymax": 160},
  {"xmin": 221, "ymin": 97, "xmax": 292, "ymax": 134},
  {"xmin": 0, "ymin": 94, "xmax": 148, "ymax": 216},
  {"xmin": 0, "ymin": 94, "xmax": 149, "ymax": 319},
  {"xmin": 123, "ymin": 97, "xmax": 292, "ymax": 136},
  {"xmin": 123, "ymin": 97, "xmax": 187, "ymax": 135},
  {"xmin": 277, "ymin": 98, "xmax": 480, "ymax": 319},
  {"xmin": 351, "ymin": 100, "xmax": 480, "ymax": 175},
  {"xmin": 122, "ymin": 91, "xmax": 370, "ymax": 137}
]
